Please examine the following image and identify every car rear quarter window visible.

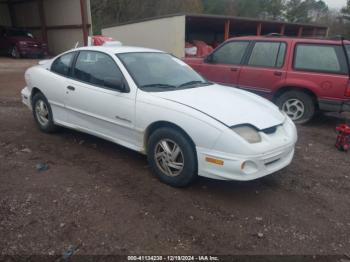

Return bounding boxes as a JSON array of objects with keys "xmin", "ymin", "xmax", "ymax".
[
  {"xmin": 294, "ymin": 44, "xmax": 348, "ymax": 74},
  {"xmin": 248, "ymin": 42, "xmax": 286, "ymax": 68},
  {"xmin": 346, "ymin": 45, "xmax": 350, "ymax": 60},
  {"xmin": 51, "ymin": 52, "xmax": 75, "ymax": 77},
  {"xmin": 73, "ymin": 51, "xmax": 124, "ymax": 90},
  {"xmin": 212, "ymin": 41, "xmax": 249, "ymax": 65}
]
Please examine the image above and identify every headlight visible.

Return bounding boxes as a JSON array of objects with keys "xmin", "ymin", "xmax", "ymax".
[{"xmin": 231, "ymin": 125, "xmax": 262, "ymax": 144}]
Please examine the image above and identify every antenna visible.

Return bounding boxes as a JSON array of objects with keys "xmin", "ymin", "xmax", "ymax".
[{"xmin": 74, "ymin": 42, "xmax": 79, "ymax": 49}]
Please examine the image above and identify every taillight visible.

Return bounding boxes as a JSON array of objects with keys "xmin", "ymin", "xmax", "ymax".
[{"xmin": 346, "ymin": 81, "xmax": 350, "ymax": 97}]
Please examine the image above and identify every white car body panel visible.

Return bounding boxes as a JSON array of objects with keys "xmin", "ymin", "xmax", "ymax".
[
  {"xmin": 152, "ymin": 84, "xmax": 284, "ymax": 130},
  {"xmin": 21, "ymin": 45, "xmax": 298, "ymax": 181}
]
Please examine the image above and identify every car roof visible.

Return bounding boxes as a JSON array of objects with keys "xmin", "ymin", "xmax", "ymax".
[
  {"xmin": 229, "ymin": 36, "xmax": 349, "ymax": 45},
  {"xmin": 76, "ymin": 45, "xmax": 165, "ymax": 54}
]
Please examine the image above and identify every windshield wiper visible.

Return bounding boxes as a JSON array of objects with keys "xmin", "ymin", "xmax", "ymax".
[
  {"xmin": 178, "ymin": 81, "xmax": 211, "ymax": 88},
  {"xmin": 141, "ymin": 83, "xmax": 177, "ymax": 89}
]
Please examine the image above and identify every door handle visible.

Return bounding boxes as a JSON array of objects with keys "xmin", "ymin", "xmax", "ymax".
[
  {"xmin": 274, "ymin": 71, "xmax": 283, "ymax": 76},
  {"xmin": 67, "ymin": 86, "xmax": 75, "ymax": 91},
  {"xmin": 231, "ymin": 67, "xmax": 239, "ymax": 72}
]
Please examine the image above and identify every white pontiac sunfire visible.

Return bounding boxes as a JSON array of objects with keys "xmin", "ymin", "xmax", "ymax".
[{"xmin": 21, "ymin": 45, "xmax": 297, "ymax": 187}]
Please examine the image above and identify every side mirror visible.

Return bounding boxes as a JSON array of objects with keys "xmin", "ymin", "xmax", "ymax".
[
  {"xmin": 204, "ymin": 54, "xmax": 214, "ymax": 63},
  {"xmin": 103, "ymin": 77, "xmax": 127, "ymax": 92}
]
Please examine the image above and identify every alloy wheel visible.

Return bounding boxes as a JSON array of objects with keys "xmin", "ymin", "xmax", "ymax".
[
  {"xmin": 154, "ymin": 139, "xmax": 184, "ymax": 177},
  {"xmin": 35, "ymin": 100, "xmax": 49, "ymax": 126},
  {"xmin": 282, "ymin": 98, "xmax": 305, "ymax": 121}
]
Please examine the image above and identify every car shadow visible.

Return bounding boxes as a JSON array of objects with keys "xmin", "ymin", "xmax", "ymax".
[{"xmin": 303, "ymin": 112, "xmax": 350, "ymax": 128}]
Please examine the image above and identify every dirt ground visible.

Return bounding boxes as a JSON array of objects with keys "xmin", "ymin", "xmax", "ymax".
[{"xmin": 1, "ymin": 57, "xmax": 350, "ymax": 257}]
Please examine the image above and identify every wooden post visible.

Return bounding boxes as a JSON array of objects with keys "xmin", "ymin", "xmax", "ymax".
[
  {"xmin": 298, "ymin": 26, "xmax": 303, "ymax": 37},
  {"xmin": 257, "ymin": 23, "xmax": 262, "ymax": 36},
  {"xmin": 80, "ymin": 0, "xmax": 88, "ymax": 46},
  {"xmin": 280, "ymin": 24, "xmax": 285, "ymax": 35},
  {"xmin": 224, "ymin": 20, "xmax": 230, "ymax": 40},
  {"xmin": 37, "ymin": 0, "xmax": 48, "ymax": 44}
]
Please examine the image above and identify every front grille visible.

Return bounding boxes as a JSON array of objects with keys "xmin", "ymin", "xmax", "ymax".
[
  {"xmin": 261, "ymin": 126, "xmax": 278, "ymax": 134},
  {"xmin": 265, "ymin": 158, "xmax": 281, "ymax": 166}
]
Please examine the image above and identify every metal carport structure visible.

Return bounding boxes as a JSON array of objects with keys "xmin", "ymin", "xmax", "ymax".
[
  {"xmin": 0, "ymin": 0, "xmax": 92, "ymax": 55},
  {"xmin": 102, "ymin": 13, "xmax": 329, "ymax": 58}
]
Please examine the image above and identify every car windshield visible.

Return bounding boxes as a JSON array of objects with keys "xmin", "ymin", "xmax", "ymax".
[
  {"xmin": 117, "ymin": 52, "xmax": 210, "ymax": 91},
  {"xmin": 7, "ymin": 29, "xmax": 33, "ymax": 38}
]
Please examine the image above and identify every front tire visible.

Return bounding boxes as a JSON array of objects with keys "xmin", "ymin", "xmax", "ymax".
[
  {"xmin": 32, "ymin": 92, "xmax": 57, "ymax": 133},
  {"xmin": 147, "ymin": 127, "xmax": 197, "ymax": 187},
  {"xmin": 10, "ymin": 46, "xmax": 21, "ymax": 59},
  {"xmin": 276, "ymin": 90, "xmax": 315, "ymax": 124}
]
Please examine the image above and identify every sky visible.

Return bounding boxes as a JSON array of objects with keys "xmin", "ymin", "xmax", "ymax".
[{"xmin": 323, "ymin": 0, "xmax": 347, "ymax": 10}]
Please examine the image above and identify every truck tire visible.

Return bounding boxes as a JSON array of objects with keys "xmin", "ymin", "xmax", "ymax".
[{"xmin": 276, "ymin": 90, "xmax": 315, "ymax": 124}]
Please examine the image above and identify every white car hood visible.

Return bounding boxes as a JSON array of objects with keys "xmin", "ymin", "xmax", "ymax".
[{"xmin": 152, "ymin": 84, "xmax": 285, "ymax": 130}]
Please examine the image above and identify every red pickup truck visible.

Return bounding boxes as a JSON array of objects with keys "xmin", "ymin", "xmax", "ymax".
[{"xmin": 184, "ymin": 36, "xmax": 350, "ymax": 123}]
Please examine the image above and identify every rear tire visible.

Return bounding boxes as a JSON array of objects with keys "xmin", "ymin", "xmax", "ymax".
[
  {"xmin": 147, "ymin": 127, "xmax": 197, "ymax": 187},
  {"xmin": 276, "ymin": 90, "xmax": 315, "ymax": 124},
  {"xmin": 32, "ymin": 92, "xmax": 58, "ymax": 133}
]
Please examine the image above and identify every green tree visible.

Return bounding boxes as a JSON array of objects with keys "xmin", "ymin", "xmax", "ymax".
[
  {"xmin": 91, "ymin": 0, "xmax": 203, "ymax": 34},
  {"xmin": 202, "ymin": 0, "xmax": 237, "ymax": 15},
  {"xmin": 285, "ymin": 0, "xmax": 310, "ymax": 22},
  {"xmin": 285, "ymin": 0, "xmax": 328, "ymax": 23},
  {"xmin": 341, "ymin": 0, "xmax": 350, "ymax": 14},
  {"xmin": 264, "ymin": 0, "xmax": 286, "ymax": 20},
  {"xmin": 235, "ymin": 0, "xmax": 266, "ymax": 17}
]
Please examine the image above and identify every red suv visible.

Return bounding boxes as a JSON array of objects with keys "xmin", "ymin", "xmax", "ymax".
[
  {"xmin": 0, "ymin": 27, "xmax": 48, "ymax": 58},
  {"xmin": 184, "ymin": 36, "xmax": 350, "ymax": 123}
]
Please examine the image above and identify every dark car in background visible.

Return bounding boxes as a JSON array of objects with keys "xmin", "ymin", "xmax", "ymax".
[
  {"xmin": 0, "ymin": 27, "xmax": 48, "ymax": 58},
  {"xmin": 184, "ymin": 36, "xmax": 350, "ymax": 124}
]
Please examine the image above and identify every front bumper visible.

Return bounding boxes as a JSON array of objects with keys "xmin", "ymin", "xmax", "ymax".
[
  {"xmin": 18, "ymin": 46, "xmax": 48, "ymax": 57},
  {"xmin": 197, "ymin": 143, "xmax": 295, "ymax": 181}
]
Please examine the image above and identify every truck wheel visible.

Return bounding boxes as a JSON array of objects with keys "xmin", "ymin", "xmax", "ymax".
[
  {"xmin": 276, "ymin": 90, "xmax": 315, "ymax": 124},
  {"xmin": 147, "ymin": 127, "xmax": 197, "ymax": 187},
  {"xmin": 32, "ymin": 92, "xmax": 58, "ymax": 133},
  {"xmin": 10, "ymin": 46, "xmax": 21, "ymax": 59}
]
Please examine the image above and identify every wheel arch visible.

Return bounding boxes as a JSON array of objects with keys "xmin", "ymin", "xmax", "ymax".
[
  {"xmin": 30, "ymin": 87, "xmax": 43, "ymax": 106},
  {"xmin": 144, "ymin": 121, "xmax": 197, "ymax": 156},
  {"xmin": 273, "ymin": 86, "xmax": 318, "ymax": 107}
]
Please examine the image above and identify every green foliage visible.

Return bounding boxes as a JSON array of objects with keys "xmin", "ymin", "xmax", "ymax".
[
  {"xmin": 91, "ymin": 0, "xmax": 203, "ymax": 34},
  {"xmin": 285, "ymin": 0, "xmax": 328, "ymax": 23},
  {"xmin": 341, "ymin": 0, "xmax": 350, "ymax": 14}
]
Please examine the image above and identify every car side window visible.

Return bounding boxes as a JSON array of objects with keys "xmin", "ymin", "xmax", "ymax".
[
  {"xmin": 248, "ymin": 42, "xmax": 286, "ymax": 68},
  {"xmin": 51, "ymin": 52, "xmax": 75, "ymax": 77},
  {"xmin": 294, "ymin": 44, "xmax": 348, "ymax": 74},
  {"xmin": 73, "ymin": 51, "xmax": 124, "ymax": 90},
  {"xmin": 211, "ymin": 41, "xmax": 249, "ymax": 65}
]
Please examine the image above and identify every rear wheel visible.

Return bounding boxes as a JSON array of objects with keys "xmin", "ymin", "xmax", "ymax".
[
  {"xmin": 276, "ymin": 90, "xmax": 315, "ymax": 124},
  {"xmin": 147, "ymin": 127, "xmax": 197, "ymax": 187},
  {"xmin": 32, "ymin": 92, "xmax": 58, "ymax": 133}
]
